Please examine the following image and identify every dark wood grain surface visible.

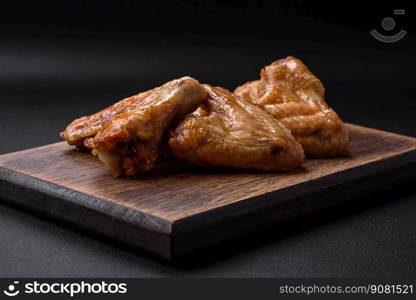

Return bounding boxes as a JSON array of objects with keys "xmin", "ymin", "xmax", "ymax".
[{"xmin": 0, "ymin": 124, "xmax": 415, "ymax": 260}]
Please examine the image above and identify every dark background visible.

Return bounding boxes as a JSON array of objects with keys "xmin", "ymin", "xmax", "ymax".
[{"xmin": 0, "ymin": 0, "xmax": 415, "ymax": 277}]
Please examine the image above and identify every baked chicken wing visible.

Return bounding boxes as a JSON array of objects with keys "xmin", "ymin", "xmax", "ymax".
[
  {"xmin": 61, "ymin": 77, "xmax": 207, "ymax": 177},
  {"xmin": 169, "ymin": 85, "xmax": 305, "ymax": 171},
  {"xmin": 234, "ymin": 56, "xmax": 348, "ymax": 157}
]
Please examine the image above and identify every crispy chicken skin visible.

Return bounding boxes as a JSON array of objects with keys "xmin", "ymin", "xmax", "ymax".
[
  {"xmin": 234, "ymin": 56, "xmax": 348, "ymax": 157},
  {"xmin": 60, "ymin": 88, "xmax": 154, "ymax": 150},
  {"xmin": 169, "ymin": 85, "xmax": 305, "ymax": 171},
  {"xmin": 61, "ymin": 77, "xmax": 207, "ymax": 177}
]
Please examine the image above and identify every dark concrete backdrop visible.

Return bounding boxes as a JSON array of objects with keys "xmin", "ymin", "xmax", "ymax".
[{"xmin": 0, "ymin": 0, "xmax": 415, "ymax": 277}]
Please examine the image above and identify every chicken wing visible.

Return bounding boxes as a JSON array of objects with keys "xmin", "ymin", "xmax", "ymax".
[
  {"xmin": 61, "ymin": 77, "xmax": 207, "ymax": 177},
  {"xmin": 234, "ymin": 56, "xmax": 348, "ymax": 157},
  {"xmin": 169, "ymin": 85, "xmax": 304, "ymax": 171}
]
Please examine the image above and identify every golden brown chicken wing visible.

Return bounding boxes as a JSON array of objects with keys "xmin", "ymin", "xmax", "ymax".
[
  {"xmin": 61, "ymin": 77, "xmax": 207, "ymax": 177},
  {"xmin": 234, "ymin": 56, "xmax": 348, "ymax": 157},
  {"xmin": 169, "ymin": 85, "xmax": 304, "ymax": 171}
]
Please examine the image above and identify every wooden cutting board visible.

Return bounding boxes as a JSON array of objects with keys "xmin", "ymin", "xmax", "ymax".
[{"xmin": 0, "ymin": 124, "xmax": 415, "ymax": 261}]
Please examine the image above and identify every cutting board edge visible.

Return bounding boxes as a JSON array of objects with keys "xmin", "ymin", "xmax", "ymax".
[
  {"xmin": 346, "ymin": 123, "xmax": 416, "ymax": 141},
  {"xmin": 0, "ymin": 165, "xmax": 175, "ymax": 260}
]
